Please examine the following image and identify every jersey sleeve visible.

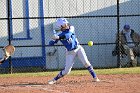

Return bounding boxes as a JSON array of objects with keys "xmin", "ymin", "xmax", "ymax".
[{"xmin": 58, "ymin": 32, "xmax": 66, "ymax": 40}]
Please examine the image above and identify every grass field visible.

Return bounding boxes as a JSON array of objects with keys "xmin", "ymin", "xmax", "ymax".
[{"xmin": 0, "ymin": 67, "xmax": 139, "ymax": 77}]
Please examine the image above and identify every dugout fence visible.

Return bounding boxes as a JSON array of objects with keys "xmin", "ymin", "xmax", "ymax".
[{"xmin": 0, "ymin": 0, "xmax": 140, "ymax": 73}]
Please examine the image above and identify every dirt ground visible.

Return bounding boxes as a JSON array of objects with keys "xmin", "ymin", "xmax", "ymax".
[{"xmin": 0, "ymin": 74, "xmax": 140, "ymax": 93}]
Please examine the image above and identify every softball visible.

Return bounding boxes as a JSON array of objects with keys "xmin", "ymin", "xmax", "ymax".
[{"xmin": 88, "ymin": 41, "xmax": 93, "ymax": 47}]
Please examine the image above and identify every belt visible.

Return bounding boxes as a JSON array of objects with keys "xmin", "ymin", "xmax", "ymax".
[{"xmin": 70, "ymin": 46, "xmax": 78, "ymax": 51}]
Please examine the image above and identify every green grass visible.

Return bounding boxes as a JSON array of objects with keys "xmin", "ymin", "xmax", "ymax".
[
  {"xmin": 70, "ymin": 67, "xmax": 140, "ymax": 75},
  {"xmin": 0, "ymin": 67, "xmax": 139, "ymax": 78}
]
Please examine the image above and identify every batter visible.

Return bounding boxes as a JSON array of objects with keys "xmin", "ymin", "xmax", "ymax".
[{"xmin": 48, "ymin": 18, "xmax": 100, "ymax": 84}]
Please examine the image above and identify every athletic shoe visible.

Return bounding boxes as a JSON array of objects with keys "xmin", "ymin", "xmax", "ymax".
[
  {"xmin": 48, "ymin": 79, "xmax": 57, "ymax": 84},
  {"xmin": 93, "ymin": 77, "xmax": 100, "ymax": 82}
]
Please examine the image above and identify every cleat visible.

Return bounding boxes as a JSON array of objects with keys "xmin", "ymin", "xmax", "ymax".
[
  {"xmin": 48, "ymin": 79, "xmax": 57, "ymax": 84},
  {"xmin": 93, "ymin": 78, "xmax": 100, "ymax": 82}
]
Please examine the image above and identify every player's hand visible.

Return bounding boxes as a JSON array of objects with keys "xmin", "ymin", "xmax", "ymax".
[{"xmin": 52, "ymin": 35, "xmax": 59, "ymax": 40}]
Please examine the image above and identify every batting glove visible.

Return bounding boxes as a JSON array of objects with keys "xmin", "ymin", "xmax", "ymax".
[{"xmin": 52, "ymin": 35, "xmax": 59, "ymax": 40}]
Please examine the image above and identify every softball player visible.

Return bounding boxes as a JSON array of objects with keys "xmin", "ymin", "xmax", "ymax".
[{"xmin": 48, "ymin": 18, "xmax": 100, "ymax": 84}]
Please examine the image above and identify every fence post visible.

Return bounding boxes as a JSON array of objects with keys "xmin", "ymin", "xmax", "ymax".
[
  {"xmin": 117, "ymin": 0, "xmax": 121, "ymax": 68},
  {"xmin": 7, "ymin": 0, "xmax": 13, "ymax": 74}
]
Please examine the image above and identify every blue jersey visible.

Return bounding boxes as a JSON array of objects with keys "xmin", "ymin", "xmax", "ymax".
[{"xmin": 49, "ymin": 26, "xmax": 79, "ymax": 51}]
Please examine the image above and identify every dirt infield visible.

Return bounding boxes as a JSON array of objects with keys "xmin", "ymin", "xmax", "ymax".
[{"xmin": 0, "ymin": 74, "xmax": 140, "ymax": 93}]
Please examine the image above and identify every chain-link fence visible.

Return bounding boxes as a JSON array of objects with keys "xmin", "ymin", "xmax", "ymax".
[{"xmin": 0, "ymin": 0, "xmax": 140, "ymax": 73}]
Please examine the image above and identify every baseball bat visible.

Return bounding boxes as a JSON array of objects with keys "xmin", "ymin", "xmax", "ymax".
[{"xmin": 48, "ymin": 30, "xmax": 57, "ymax": 56}]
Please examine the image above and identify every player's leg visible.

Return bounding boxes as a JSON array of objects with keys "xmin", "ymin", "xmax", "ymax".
[
  {"xmin": 77, "ymin": 45, "xmax": 99, "ymax": 82},
  {"xmin": 123, "ymin": 45, "xmax": 137, "ymax": 66},
  {"xmin": 48, "ymin": 51, "xmax": 76, "ymax": 84},
  {"xmin": 54, "ymin": 53, "xmax": 75, "ymax": 80}
]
